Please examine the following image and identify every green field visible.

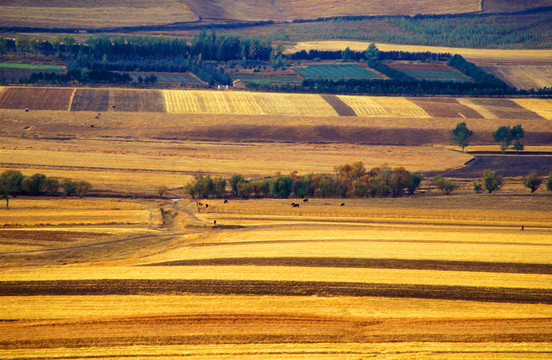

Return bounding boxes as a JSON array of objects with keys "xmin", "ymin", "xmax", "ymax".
[
  {"xmin": 295, "ymin": 64, "xmax": 381, "ymax": 80},
  {"xmin": 0, "ymin": 63, "xmax": 64, "ymax": 72}
]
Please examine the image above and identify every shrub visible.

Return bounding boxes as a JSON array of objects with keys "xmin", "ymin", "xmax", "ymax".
[
  {"xmin": 61, "ymin": 178, "xmax": 77, "ymax": 196},
  {"xmin": 433, "ymin": 175, "xmax": 458, "ymax": 195},
  {"xmin": 270, "ymin": 176, "xmax": 293, "ymax": 198},
  {"xmin": 523, "ymin": 172, "xmax": 542, "ymax": 193},
  {"xmin": 482, "ymin": 170, "xmax": 503, "ymax": 193}
]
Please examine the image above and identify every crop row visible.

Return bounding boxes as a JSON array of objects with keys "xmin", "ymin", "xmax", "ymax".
[{"xmin": 0, "ymin": 87, "xmax": 549, "ymax": 119}]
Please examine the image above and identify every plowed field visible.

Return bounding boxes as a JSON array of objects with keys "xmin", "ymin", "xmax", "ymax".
[
  {"xmin": 0, "ymin": 87, "xmax": 73, "ymax": 110},
  {"xmin": 110, "ymin": 89, "xmax": 165, "ymax": 112},
  {"xmin": 408, "ymin": 97, "xmax": 484, "ymax": 118},
  {"xmin": 467, "ymin": 98, "xmax": 544, "ymax": 119},
  {"xmin": 70, "ymin": 88, "xmax": 109, "ymax": 112}
]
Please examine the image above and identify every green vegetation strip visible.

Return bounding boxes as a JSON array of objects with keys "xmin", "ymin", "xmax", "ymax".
[
  {"xmin": 0, "ymin": 63, "xmax": 63, "ymax": 71},
  {"xmin": 144, "ymin": 258, "xmax": 552, "ymax": 274},
  {"xmin": 1, "ymin": 280, "xmax": 551, "ymax": 304}
]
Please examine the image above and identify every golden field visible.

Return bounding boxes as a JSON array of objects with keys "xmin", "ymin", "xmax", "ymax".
[
  {"xmin": 0, "ymin": 193, "xmax": 551, "ymax": 359},
  {"xmin": 1, "ymin": 83, "xmax": 552, "ymax": 358}
]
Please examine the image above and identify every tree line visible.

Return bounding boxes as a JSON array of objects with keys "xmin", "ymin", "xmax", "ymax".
[
  {"xmin": 184, "ymin": 162, "xmax": 424, "ymax": 200},
  {"xmin": 0, "ymin": 170, "xmax": 92, "ymax": 210}
]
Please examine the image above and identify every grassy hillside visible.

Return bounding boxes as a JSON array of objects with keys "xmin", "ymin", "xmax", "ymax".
[{"xmin": 0, "ymin": 0, "xmax": 198, "ymax": 28}]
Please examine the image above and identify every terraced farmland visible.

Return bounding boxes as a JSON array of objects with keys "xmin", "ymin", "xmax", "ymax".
[{"xmin": 0, "ymin": 87, "xmax": 549, "ymax": 122}]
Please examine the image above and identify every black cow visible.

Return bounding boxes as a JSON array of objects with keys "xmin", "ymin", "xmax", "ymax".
[
  {"xmin": 303, "ymin": 198, "xmax": 308, "ymax": 202},
  {"xmin": 340, "ymin": 203, "xmax": 345, "ymax": 206}
]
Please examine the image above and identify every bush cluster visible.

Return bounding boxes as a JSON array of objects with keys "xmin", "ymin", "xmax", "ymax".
[
  {"xmin": 0, "ymin": 170, "xmax": 92, "ymax": 209},
  {"xmin": 184, "ymin": 162, "xmax": 424, "ymax": 199}
]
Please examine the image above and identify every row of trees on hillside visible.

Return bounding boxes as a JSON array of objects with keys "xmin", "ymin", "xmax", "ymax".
[
  {"xmin": 0, "ymin": 170, "xmax": 91, "ymax": 210},
  {"xmin": 184, "ymin": 162, "xmax": 424, "ymax": 200},
  {"xmin": 452, "ymin": 122, "xmax": 525, "ymax": 153},
  {"xmin": 436, "ymin": 170, "xmax": 552, "ymax": 195}
]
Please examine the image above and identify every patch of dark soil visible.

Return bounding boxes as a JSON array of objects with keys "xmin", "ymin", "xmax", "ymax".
[
  {"xmin": 427, "ymin": 154, "xmax": 552, "ymax": 178},
  {"xmin": 1, "ymin": 280, "xmax": 551, "ymax": 304},
  {"xmin": 321, "ymin": 95, "xmax": 356, "ymax": 116},
  {"xmin": 144, "ymin": 257, "xmax": 552, "ymax": 274}
]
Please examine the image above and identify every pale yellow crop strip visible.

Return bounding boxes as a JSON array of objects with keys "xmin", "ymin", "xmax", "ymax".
[
  {"xmin": 291, "ymin": 94, "xmax": 339, "ymax": 117},
  {"xmin": 66, "ymin": 88, "xmax": 76, "ymax": 111},
  {"xmin": 337, "ymin": 95, "xmax": 387, "ymax": 116},
  {"xmin": 373, "ymin": 97, "xmax": 431, "ymax": 118},
  {"xmin": 514, "ymin": 99, "xmax": 552, "ymax": 120},
  {"xmin": 3, "ymin": 295, "xmax": 551, "ymax": 321},
  {"xmin": 2, "ymin": 266, "xmax": 551, "ymax": 289},
  {"xmin": 456, "ymin": 98, "xmax": 497, "ymax": 119}
]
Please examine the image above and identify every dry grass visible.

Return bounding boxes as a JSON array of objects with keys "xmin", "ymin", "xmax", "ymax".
[
  {"xmin": 0, "ymin": 0, "xmax": 198, "ymax": 28},
  {"xmin": 187, "ymin": 0, "xmax": 480, "ymax": 21},
  {"xmin": 0, "ymin": 198, "xmax": 150, "ymax": 227}
]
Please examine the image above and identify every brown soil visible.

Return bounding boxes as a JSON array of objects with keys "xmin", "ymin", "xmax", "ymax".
[
  {"xmin": 0, "ymin": 87, "xmax": 73, "ymax": 110},
  {"xmin": 0, "ymin": 316, "xmax": 549, "ymax": 348},
  {"xmin": 70, "ymin": 89, "xmax": 109, "ymax": 112},
  {"xmin": 436, "ymin": 154, "xmax": 552, "ymax": 178},
  {"xmin": 145, "ymin": 257, "xmax": 552, "ymax": 274},
  {"xmin": 110, "ymin": 89, "xmax": 166, "ymax": 112},
  {"xmin": 2, "ymin": 279, "xmax": 551, "ymax": 303},
  {"xmin": 408, "ymin": 97, "xmax": 484, "ymax": 118},
  {"xmin": 320, "ymin": 95, "xmax": 356, "ymax": 116}
]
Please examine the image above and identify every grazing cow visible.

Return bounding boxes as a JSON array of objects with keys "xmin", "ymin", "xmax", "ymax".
[
  {"xmin": 340, "ymin": 203, "xmax": 345, "ymax": 206},
  {"xmin": 112, "ymin": 105, "xmax": 117, "ymax": 109},
  {"xmin": 214, "ymin": 220, "xmax": 216, "ymax": 225},
  {"xmin": 90, "ymin": 124, "xmax": 95, "ymax": 128},
  {"xmin": 25, "ymin": 108, "xmax": 29, "ymax": 112},
  {"xmin": 205, "ymin": 204, "xmax": 208, "ymax": 209},
  {"xmin": 95, "ymin": 116, "xmax": 99, "ymax": 119},
  {"xmin": 303, "ymin": 198, "xmax": 308, "ymax": 202},
  {"xmin": 224, "ymin": 200, "xmax": 228, "ymax": 204},
  {"xmin": 292, "ymin": 203, "xmax": 300, "ymax": 208}
]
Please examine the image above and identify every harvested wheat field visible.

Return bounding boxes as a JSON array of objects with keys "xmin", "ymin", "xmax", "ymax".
[{"xmin": 1, "ymin": 194, "xmax": 551, "ymax": 359}]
